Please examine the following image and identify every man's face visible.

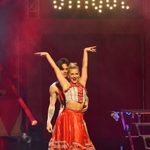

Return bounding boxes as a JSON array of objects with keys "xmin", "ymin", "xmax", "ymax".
[{"xmin": 60, "ymin": 64, "xmax": 68, "ymax": 78}]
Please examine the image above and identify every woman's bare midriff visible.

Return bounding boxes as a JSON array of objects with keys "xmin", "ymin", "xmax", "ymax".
[{"xmin": 66, "ymin": 101, "xmax": 84, "ymax": 111}]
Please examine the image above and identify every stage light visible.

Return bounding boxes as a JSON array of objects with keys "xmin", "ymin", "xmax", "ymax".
[
  {"xmin": 107, "ymin": 0, "xmax": 118, "ymax": 10},
  {"xmin": 51, "ymin": 0, "xmax": 132, "ymax": 14},
  {"xmin": 68, "ymin": 5, "xmax": 72, "ymax": 9},
  {"xmin": 111, "ymin": 111, "xmax": 120, "ymax": 122},
  {"xmin": 85, "ymin": 5, "xmax": 88, "ymax": 9},
  {"xmin": 54, "ymin": 5, "xmax": 57, "ymax": 9},
  {"xmin": 85, "ymin": 1, "xmax": 89, "ymax": 4},
  {"xmin": 121, "ymin": 5, "xmax": 125, "ymax": 9},
  {"xmin": 94, "ymin": 6, "xmax": 98, "ymax": 10},
  {"xmin": 121, "ymin": 1, "xmax": 125, "ymax": 5},
  {"xmin": 32, "ymin": 120, "xmax": 38, "ymax": 126},
  {"xmin": 99, "ymin": 5, "xmax": 102, "ymax": 8},
  {"xmin": 98, "ymin": 9, "xmax": 102, "ymax": 13},
  {"xmin": 106, "ymin": 4, "xmax": 110, "ymax": 7},
  {"xmin": 68, "ymin": 0, "xmax": 72, "ymax": 4},
  {"xmin": 58, "ymin": 6, "xmax": 62, "ymax": 10},
  {"xmin": 18, "ymin": 97, "xmax": 38, "ymax": 126},
  {"xmin": 77, "ymin": 5, "xmax": 81, "ymax": 8},
  {"xmin": 92, "ymin": 3, "xmax": 95, "ymax": 6},
  {"xmin": 109, "ymin": 6, "xmax": 113, "ymax": 10},
  {"xmin": 113, "ymin": 4, "xmax": 117, "ymax": 7},
  {"xmin": 53, "ymin": 0, "xmax": 57, "ymax": 4}
]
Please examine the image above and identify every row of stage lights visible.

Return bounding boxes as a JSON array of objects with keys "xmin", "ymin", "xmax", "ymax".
[{"xmin": 52, "ymin": 0, "xmax": 130, "ymax": 13}]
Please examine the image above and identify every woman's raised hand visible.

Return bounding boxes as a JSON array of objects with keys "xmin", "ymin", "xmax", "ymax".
[
  {"xmin": 84, "ymin": 46, "xmax": 96, "ymax": 53},
  {"xmin": 34, "ymin": 52, "xmax": 49, "ymax": 56}
]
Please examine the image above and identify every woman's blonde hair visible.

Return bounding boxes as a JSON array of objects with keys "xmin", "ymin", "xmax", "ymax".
[{"xmin": 68, "ymin": 62, "xmax": 79, "ymax": 72}]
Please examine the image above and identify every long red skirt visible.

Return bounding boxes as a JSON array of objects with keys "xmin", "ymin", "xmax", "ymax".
[{"xmin": 48, "ymin": 108, "xmax": 95, "ymax": 150}]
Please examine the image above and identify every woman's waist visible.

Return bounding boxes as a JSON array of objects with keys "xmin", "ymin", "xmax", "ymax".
[{"xmin": 66, "ymin": 101, "xmax": 84, "ymax": 112}]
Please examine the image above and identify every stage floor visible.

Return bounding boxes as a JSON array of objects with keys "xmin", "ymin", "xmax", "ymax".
[
  {"xmin": 0, "ymin": 137, "xmax": 48, "ymax": 150},
  {"xmin": 0, "ymin": 136, "xmax": 145, "ymax": 150}
]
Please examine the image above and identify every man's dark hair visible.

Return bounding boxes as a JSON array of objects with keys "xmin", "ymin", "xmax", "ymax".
[{"xmin": 56, "ymin": 58, "xmax": 69, "ymax": 70}]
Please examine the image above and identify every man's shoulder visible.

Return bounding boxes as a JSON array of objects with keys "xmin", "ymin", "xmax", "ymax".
[
  {"xmin": 51, "ymin": 81, "xmax": 58, "ymax": 86},
  {"xmin": 50, "ymin": 81, "xmax": 59, "ymax": 91}
]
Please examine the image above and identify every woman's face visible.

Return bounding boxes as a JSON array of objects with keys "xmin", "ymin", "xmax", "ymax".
[{"xmin": 68, "ymin": 68, "xmax": 80, "ymax": 84}]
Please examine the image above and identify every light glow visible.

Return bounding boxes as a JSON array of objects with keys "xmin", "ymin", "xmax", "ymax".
[
  {"xmin": 92, "ymin": 3, "xmax": 95, "ymax": 6},
  {"xmin": 121, "ymin": 1, "xmax": 125, "ymax": 5},
  {"xmin": 53, "ymin": 1, "xmax": 57, "ymax": 4},
  {"xmin": 121, "ymin": 5, "xmax": 125, "ymax": 9},
  {"xmin": 85, "ymin": 5, "xmax": 89, "ymax": 9},
  {"xmin": 58, "ymin": 6, "xmax": 62, "ymax": 10},
  {"xmin": 99, "ymin": 5, "xmax": 102, "ymax": 8},
  {"xmin": 54, "ymin": 5, "xmax": 57, "ymax": 9},
  {"xmin": 52, "ymin": 0, "xmax": 131, "ymax": 13},
  {"xmin": 113, "ymin": 4, "xmax": 117, "ymax": 7},
  {"xmin": 106, "ymin": 4, "xmax": 110, "ymax": 7},
  {"xmin": 98, "ymin": 9, "xmax": 102, "ymax": 13},
  {"xmin": 94, "ymin": 6, "xmax": 98, "ymax": 10},
  {"xmin": 77, "ymin": 5, "xmax": 81, "ymax": 8},
  {"xmin": 68, "ymin": 5, "xmax": 72, "ymax": 9}
]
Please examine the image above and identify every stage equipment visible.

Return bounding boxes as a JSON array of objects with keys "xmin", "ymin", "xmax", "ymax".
[
  {"xmin": 111, "ymin": 109, "xmax": 150, "ymax": 150},
  {"xmin": 18, "ymin": 97, "xmax": 38, "ymax": 126},
  {"xmin": 52, "ymin": 0, "xmax": 130, "ymax": 13},
  {"xmin": 10, "ymin": 83, "xmax": 38, "ymax": 126}
]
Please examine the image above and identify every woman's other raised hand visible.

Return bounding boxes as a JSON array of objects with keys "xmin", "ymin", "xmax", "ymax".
[{"xmin": 84, "ymin": 46, "xmax": 96, "ymax": 53}]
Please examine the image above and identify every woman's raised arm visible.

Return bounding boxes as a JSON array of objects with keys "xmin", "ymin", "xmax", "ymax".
[
  {"xmin": 35, "ymin": 52, "xmax": 70, "ymax": 91},
  {"xmin": 79, "ymin": 46, "xmax": 96, "ymax": 87}
]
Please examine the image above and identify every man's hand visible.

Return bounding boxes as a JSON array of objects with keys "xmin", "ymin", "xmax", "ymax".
[
  {"xmin": 47, "ymin": 122, "xmax": 53, "ymax": 133},
  {"xmin": 82, "ymin": 96, "xmax": 89, "ymax": 113},
  {"xmin": 82, "ymin": 104, "xmax": 88, "ymax": 113}
]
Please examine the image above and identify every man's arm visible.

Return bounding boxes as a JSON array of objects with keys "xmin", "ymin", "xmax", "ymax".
[{"xmin": 46, "ymin": 85, "xmax": 57, "ymax": 133}]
